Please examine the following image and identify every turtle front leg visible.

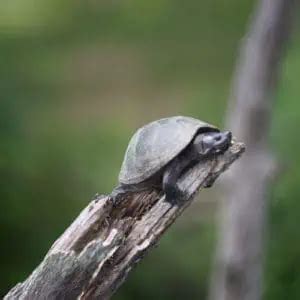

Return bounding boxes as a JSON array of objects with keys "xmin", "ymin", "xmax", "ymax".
[{"xmin": 162, "ymin": 156, "xmax": 193, "ymax": 205}]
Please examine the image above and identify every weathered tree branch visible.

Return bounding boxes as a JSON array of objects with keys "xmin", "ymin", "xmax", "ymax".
[
  {"xmin": 209, "ymin": 1, "xmax": 296, "ymax": 300},
  {"xmin": 5, "ymin": 142, "xmax": 244, "ymax": 300}
]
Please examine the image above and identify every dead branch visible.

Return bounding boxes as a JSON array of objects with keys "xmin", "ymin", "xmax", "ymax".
[
  {"xmin": 5, "ymin": 142, "xmax": 244, "ymax": 300},
  {"xmin": 209, "ymin": 1, "xmax": 296, "ymax": 300}
]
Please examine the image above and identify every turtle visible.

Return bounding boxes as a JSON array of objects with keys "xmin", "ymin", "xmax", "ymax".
[{"xmin": 113, "ymin": 116, "xmax": 232, "ymax": 204}]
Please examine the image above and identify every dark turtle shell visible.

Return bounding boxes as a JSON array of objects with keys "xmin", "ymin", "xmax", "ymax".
[{"xmin": 119, "ymin": 116, "xmax": 218, "ymax": 185}]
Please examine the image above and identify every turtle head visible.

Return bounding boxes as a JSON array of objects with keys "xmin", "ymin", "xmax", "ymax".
[{"xmin": 194, "ymin": 130, "xmax": 232, "ymax": 157}]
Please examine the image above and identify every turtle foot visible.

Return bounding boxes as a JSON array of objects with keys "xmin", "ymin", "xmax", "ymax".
[{"xmin": 164, "ymin": 186, "xmax": 187, "ymax": 206}]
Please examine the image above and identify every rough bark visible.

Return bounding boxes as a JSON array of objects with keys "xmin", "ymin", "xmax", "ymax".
[
  {"xmin": 5, "ymin": 142, "xmax": 244, "ymax": 300},
  {"xmin": 209, "ymin": 1, "xmax": 295, "ymax": 300}
]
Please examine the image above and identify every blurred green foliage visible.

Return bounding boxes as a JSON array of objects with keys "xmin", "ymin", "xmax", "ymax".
[{"xmin": 0, "ymin": 0, "xmax": 299, "ymax": 299}]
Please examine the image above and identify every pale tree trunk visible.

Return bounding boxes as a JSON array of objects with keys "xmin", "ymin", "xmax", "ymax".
[
  {"xmin": 4, "ymin": 142, "xmax": 244, "ymax": 300},
  {"xmin": 209, "ymin": 1, "xmax": 296, "ymax": 300}
]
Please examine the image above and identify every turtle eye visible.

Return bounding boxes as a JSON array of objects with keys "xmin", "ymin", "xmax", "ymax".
[{"xmin": 214, "ymin": 135, "xmax": 222, "ymax": 142}]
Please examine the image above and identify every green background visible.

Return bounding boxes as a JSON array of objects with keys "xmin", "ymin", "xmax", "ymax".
[{"xmin": 0, "ymin": 1, "xmax": 299, "ymax": 299}]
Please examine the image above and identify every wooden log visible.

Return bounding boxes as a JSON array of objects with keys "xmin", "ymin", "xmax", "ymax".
[{"xmin": 5, "ymin": 142, "xmax": 244, "ymax": 300}]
